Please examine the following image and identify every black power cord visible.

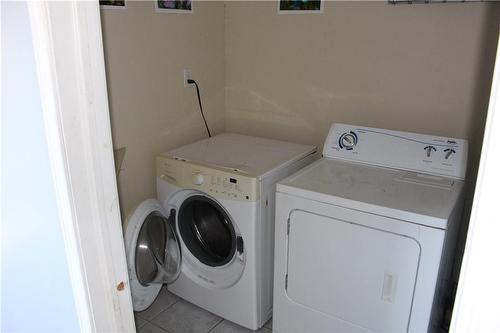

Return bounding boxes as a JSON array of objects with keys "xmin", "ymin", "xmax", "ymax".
[{"xmin": 187, "ymin": 79, "xmax": 211, "ymax": 138}]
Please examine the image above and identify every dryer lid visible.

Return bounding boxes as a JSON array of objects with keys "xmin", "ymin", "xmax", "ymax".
[{"xmin": 124, "ymin": 199, "xmax": 181, "ymax": 311}]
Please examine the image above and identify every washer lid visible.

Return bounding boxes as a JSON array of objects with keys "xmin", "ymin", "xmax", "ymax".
[{"xmin": 124, "ymin": 199, "xmax": 181, "ymax": 311}]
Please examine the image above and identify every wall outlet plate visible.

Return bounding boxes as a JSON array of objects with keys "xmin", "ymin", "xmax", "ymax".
[{"xmin": 183, "ymin": 69, "xmax": 192, "ymax": 87}]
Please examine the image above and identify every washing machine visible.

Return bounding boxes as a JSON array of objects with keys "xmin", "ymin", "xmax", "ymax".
[
  {"xmin": 273, "ymin": 123, "xmax": 468, "ymax": 332},
  {"xmin": 123, "ymin": 133, "xmax": 316, "ymax": 330}
]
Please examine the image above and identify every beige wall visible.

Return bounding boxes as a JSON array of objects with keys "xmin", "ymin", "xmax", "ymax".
[
  {"xmin": 225, "ymin": 1, "xmax": 499, "ymax": 195},
  {"xmin": 101, "ymin": 1, "xmax": 225, "ymax": 217},
  {"xmin": 102, "ymin": 1, "xmax": 499, "ymax": 217}
]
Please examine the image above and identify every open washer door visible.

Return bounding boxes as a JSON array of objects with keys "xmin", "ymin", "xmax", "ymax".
[{"xmin": 124, "ymin": 199, "xmax": 181, "ymax": 311}]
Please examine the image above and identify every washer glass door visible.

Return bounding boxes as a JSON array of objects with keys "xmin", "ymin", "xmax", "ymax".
[
  {"xmin": 124, "ymin": 199, "xmax": 181, "ymax": 311},
  {"xmin": 135, "ymin": 210, "xmax": 181, "ymax": 285},
  {"xmin": 178, "ymin": 195, "xmax": 238, "ymax": 267}
]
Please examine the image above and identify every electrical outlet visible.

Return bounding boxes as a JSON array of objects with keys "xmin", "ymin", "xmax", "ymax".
[{"xmin": 183, "ymin": 69, "xmax": 192, "ymax": 87}]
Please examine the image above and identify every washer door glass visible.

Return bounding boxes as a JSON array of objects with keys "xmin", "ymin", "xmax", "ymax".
[
  {"xmin": 135, "ymin": 210, "xmax": 181, "ymax": 286},
  {"xmin": 178, "ymin": 195, "xmax": 236, "ymax": 267},
  {"xmin": 124, "ymin": 199, "xmax": 182, "ymax": 311}
]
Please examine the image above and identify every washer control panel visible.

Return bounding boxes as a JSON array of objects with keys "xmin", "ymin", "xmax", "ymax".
[
  {"xmin": 323, "ymin": 123, "xmax": 468, "ymax": 179},
  {"xmin": 156, "ymin": 155, "xmax": 259, "ymax": 201}
]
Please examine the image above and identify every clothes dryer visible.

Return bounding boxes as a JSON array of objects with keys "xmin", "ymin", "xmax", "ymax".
[{"xmin": 273, "ymin": 124, "xmax": 467, "ymax": 332}]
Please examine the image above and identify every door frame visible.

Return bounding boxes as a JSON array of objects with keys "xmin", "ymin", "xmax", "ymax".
[
  {"xmin": 27, "ymin": 1, "xmax": 135, "ymax": 331},
  {"xmin": 450, "ymin": 33, "xmax": 500, "ymax": 332},
  {"xmin": 27, "ymin": 0, "xmax": 500, "ymax": 331}
]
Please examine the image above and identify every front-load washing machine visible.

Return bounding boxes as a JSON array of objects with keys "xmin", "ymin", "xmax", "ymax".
[
  {"xmin": 123, "ymin": 133, "xmax": 316, "ymax": 330},
  {"xmin": 273, "ymin": 123, "xmax": 468, "ymax": 332}
]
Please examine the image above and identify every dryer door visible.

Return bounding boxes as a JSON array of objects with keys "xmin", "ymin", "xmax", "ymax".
[
  {"xmin": 285, "ymin": 209, "xmax": 420, "ymax": 332},
  {"xmin": 124, "ymin": 199, "xmax": 181, "ymax": 311}
]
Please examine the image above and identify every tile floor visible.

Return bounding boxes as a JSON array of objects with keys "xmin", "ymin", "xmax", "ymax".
[{"xmin": 134, "ymin": 286, "xmax": 273, "ymax": 333}]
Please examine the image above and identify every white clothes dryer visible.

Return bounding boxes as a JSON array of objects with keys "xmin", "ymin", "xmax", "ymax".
[
  {"xmin": 123, "ymin": 133, "xmax": 316, "ymax": 330},
  {"xmin": 273, "ymin": 124, "xmax": 468, "ymax": 333}
]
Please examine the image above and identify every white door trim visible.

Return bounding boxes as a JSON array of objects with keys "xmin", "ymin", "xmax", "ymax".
[
  {"xmin": 450, "ymin": 33, "xmax": 500, "ymax": 332},
  {"xmin": 27, "ymin": 1, "xmax": 135, "ymax": 331}
]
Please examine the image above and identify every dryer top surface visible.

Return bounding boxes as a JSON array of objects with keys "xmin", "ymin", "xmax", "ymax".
[{"xmin": 278, "ymin": 158, "xmax": 464, "ymax": 229}]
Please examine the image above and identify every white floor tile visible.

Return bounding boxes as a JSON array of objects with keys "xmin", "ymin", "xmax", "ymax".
[
  {"xmin": 137, "ymin": 322, "xmax": 169, "ymax": 333},
  {"xmin": 264, "ymin": 318, "xmax": 272, "ymax": 330},
  {"xmin": 136, "ymin": 286, "xmax": 180, "ymax": 320},
  {"xmin": 210, "ymin": 320, "xmax": 272, "ymax": 333},
  {"xmin": 151, "ymin": 299, "xmax": 222, "ymax": 333},
  {"xmin": 134, "ymin": 315, "xmax": 147, "ymax": 329}
]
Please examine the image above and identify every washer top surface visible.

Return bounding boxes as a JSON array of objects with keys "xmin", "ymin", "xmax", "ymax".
[
  {"xmin": 278, "ymin": 158, "xmax": 463, "ymax": 229},
  {"xmin": 163, "ymin": 133, "xmax": 316, "ymax": 178}
]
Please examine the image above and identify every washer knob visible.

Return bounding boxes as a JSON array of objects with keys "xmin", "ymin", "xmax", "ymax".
[
  {"xmin": 192, "ymin": 173, "xmax": 204, "ymax": 185},
  {"xmin": 339, "ymin": 132, "xmax": 358, "ymax": 150}
]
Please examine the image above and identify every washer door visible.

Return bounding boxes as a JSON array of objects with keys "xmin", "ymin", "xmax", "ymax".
[
  {"xmin": 177, "ymin": 195, "xmax": 239, "ymax": 267},
  {"xmin": 124, "ymin": 199, "xmax": 181, "ymax": 311}
]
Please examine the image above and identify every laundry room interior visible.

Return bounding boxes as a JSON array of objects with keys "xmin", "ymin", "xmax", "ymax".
[{"xmin": 98, "ymin": 1, "xmax": 500, "ymax": 332}]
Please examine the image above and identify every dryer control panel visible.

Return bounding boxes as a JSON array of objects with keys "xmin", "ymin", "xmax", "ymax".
[
  {"xmin": 323, "ymin": 123, "xmax": 468, "ymax": 179},
  {"xmin": 156, "ymin": 155, "xmax": 259, "ymax": 201}
]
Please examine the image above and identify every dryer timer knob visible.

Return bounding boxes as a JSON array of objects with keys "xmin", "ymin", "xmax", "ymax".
[
  {"xmin": 339, "ymin": 131, "xmax": 358, "ymax": 150},
  {"xmin": 192, "ymin": 173, "xmax": 204, "ymax": 185}
]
